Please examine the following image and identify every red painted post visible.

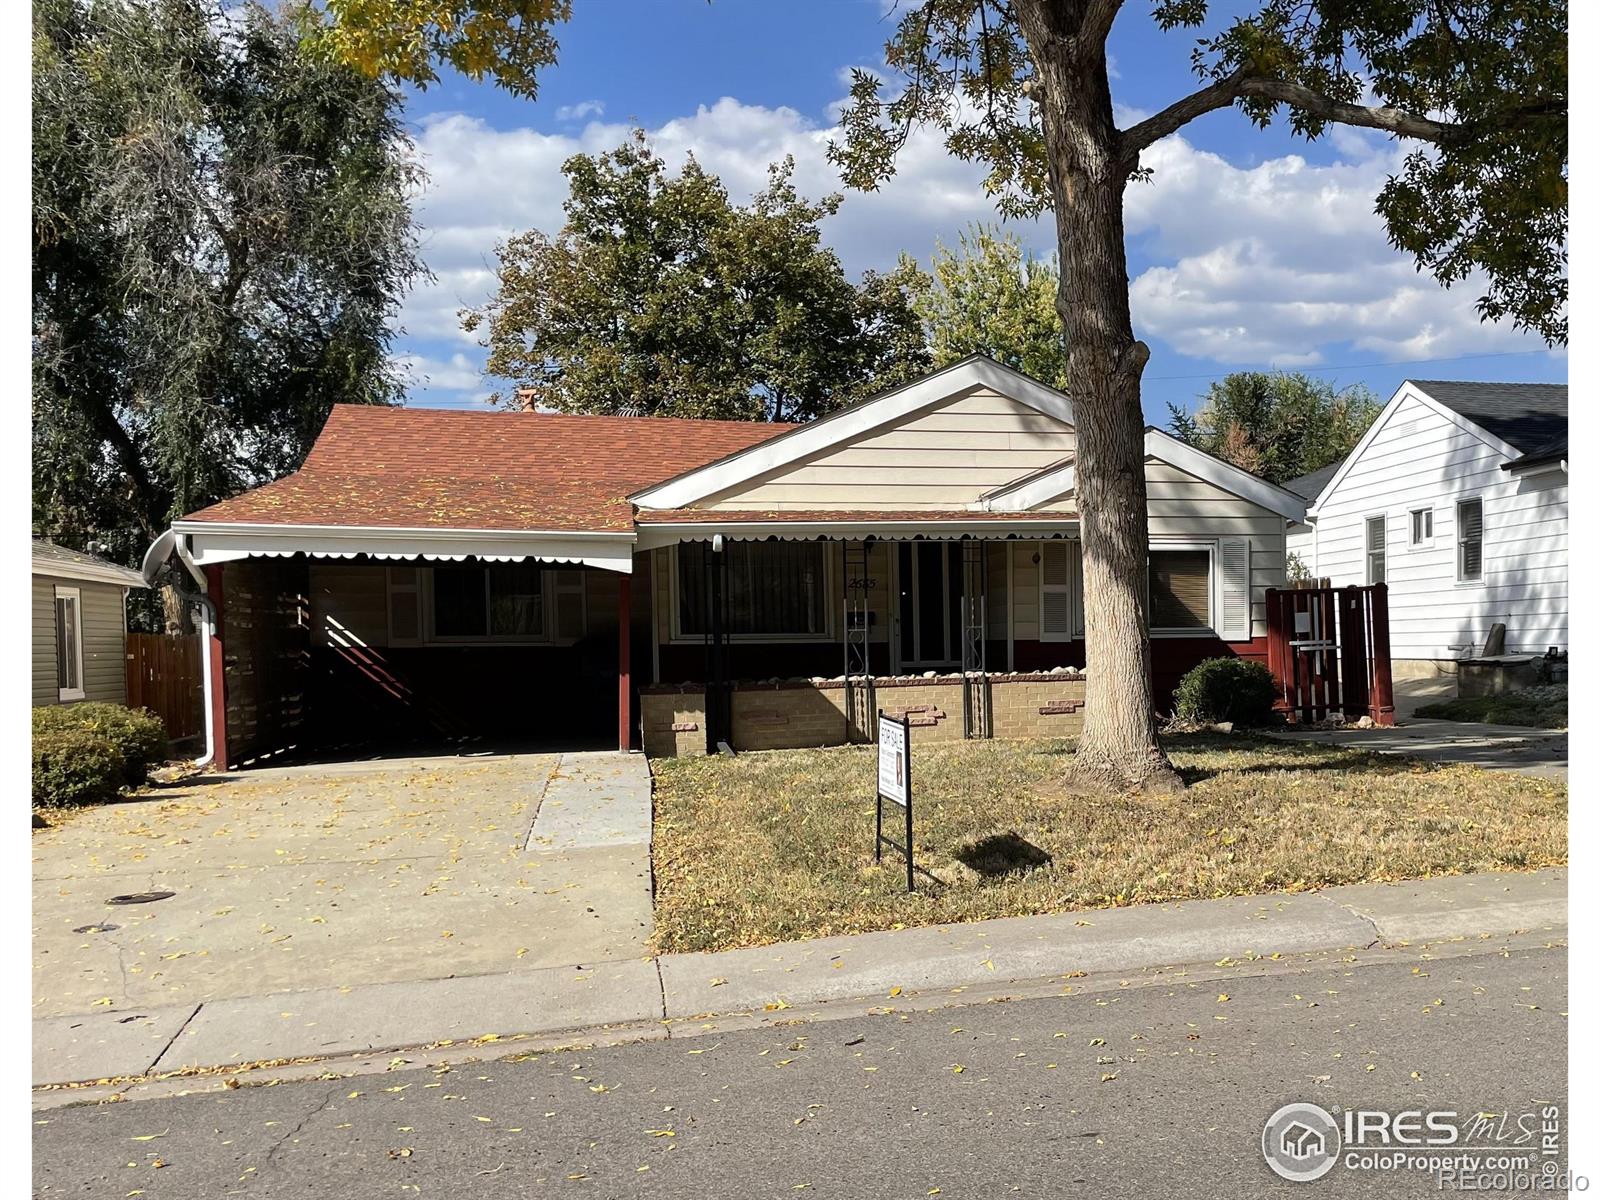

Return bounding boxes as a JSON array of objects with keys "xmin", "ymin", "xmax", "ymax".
[
  {"xmin": 205, "ymin": 563, "xmax": 229, "ymax": 771},
  {"xmin": 617, "ymin": 572, "xmax": 633, "ymax": 751},
  {"xmin": 1368, "ymin": 582, "xmax": 1395, "ymax": 726}
]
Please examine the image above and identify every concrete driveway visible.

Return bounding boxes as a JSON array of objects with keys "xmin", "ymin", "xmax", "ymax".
[{"xmin": 32, "ymin": 751, "xmax": 653, "ymax": 1021}]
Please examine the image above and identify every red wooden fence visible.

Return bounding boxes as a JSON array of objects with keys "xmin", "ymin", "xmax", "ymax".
[
  {"xmin": 125, "ymin": 633, "xmax": 204, "ymax": 742},
  {"xmin": 1265, "ymin": 583, "xmax": 1394, "ymax": 726}
]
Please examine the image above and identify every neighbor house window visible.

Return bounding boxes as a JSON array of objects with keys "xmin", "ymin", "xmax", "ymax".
[
  {"xmin": 1410, "ymin": 508, "xmax": 1433, "ymax": 546},
  {"xmin": 1366, "ymin": 516, "xmax": 1387, "ymax": 584},
  {"xmin": 678, "ymin": 541, "xmax": 827, "ymax": 638},
  {"xmin": 430, "ymin": 563, "xmax": 545, "ymax": 639},
  {"xmin": 54, "ymin": 585, "xmax": 84, "ymax": 701},
  {"xmin": 1148, "ymin": 549, "xmax": 1211, "ymax": 631},
  {"xmin": 1456, "ymin": 497, "xmax": 1484, "ymax": 582}
]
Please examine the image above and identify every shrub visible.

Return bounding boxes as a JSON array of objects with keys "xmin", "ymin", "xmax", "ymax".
[
  {"xmin": 1173, "ymin": 657, "xmax": 1278, "ymax": 727},
  {"xmin": 32, "ymin": 703, "xmax": 169, "ymax": 784},
  {"xmin": 32, "ymin": 727, "xmax": 126, "ymax": 808}
]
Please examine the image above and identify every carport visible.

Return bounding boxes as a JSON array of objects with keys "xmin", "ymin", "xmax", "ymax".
[{"xmin": 147, "ymin": 522, "xmax": 640, "ymax": 769}]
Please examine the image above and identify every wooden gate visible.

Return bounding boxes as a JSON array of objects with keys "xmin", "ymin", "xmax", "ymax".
[
  {"xmin": 1265, "ymin": 583, "xmax": 1394, "ymax": 726},
  {"xmin": 125, "ymin": 633, "xmax": 204, "ymax": 741}
]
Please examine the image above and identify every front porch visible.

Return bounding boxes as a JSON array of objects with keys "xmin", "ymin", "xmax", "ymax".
[{"xmin": 187, "ymin": 522, "xmax": 1268, "ymax": 768}]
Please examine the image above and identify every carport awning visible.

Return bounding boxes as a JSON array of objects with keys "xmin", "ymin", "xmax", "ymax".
[{"xmin": 171, "ymin": 520, "xmax": 638, "ymax": 573}]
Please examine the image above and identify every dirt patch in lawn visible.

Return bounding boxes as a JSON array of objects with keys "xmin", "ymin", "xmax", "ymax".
[{"xmin": 651, "ymin": 734, "xmax": 1567, "ymax": 954}]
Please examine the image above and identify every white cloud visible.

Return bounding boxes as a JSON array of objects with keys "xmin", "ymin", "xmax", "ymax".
[
  {"xmin": 398, "ymin": 94, "xmax": 1554, "ymax": 406},
  {"xmin": 554, "ymin": 99, "xmax": 606, "ymax": 122},
  {"xmin": 1123, "ymin": 134, "xmax": 1550, "ymax": 364}
]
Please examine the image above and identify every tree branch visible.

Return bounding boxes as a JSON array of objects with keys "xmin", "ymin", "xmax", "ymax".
[
  {"xmin": 1079, "ymin": 0, "xmax": 1124, "ymax": 49},
  {"xmin": 1117, "ymin": 70, "xmax": 1482, "ymax": 171},
  {"xmin": 1116, "ymin": 68, "xmax": 1250, "ymax": 162}
]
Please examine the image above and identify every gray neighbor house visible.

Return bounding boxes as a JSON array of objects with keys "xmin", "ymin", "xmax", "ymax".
[{"xmin": 31, "ymin": 540, "xmax": 146, "ymax": 708}]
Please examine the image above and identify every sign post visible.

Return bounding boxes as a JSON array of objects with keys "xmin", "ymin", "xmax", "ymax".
[{"xmin": 875, "ymin": 709, "xmax": 914, "ymax": 892}]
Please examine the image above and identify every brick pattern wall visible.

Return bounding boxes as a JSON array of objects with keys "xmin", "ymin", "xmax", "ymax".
[
  {"xmin": 989, "ymin": 675, "xmax": 1087, "ymax": 740},
  {"xmin": 641, "ymin": 671, "xmax": 1087, "ymax": 757}
]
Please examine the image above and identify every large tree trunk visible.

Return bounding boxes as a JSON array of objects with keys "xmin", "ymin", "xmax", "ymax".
[{"xmin": 1016, "ymin": 2, "xmax": 1183, "ymax": 793}]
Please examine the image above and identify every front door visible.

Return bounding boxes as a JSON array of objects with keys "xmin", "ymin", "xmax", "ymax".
[{"xmin": 896, "ymin": 542, "xmax": 961, "ymax": 671}]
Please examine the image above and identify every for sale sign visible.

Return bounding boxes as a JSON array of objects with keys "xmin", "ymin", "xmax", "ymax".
[
  {"xmin": 874, "ymin": 710, "xmax": 914, "ymax": 892},
  {"xmin": 877, "ymin": 712, "xmax": 908, "ymax": 806}
]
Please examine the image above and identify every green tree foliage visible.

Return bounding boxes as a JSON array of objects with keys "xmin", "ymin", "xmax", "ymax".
[
  {"xmin": 33, "ymin": 0, "xmax": 424, "ymax": 566},
  {"xmin": 899, "ymin": 225, "xmax": 1068, "ymax": 388},
  {"xmin": 463, "ymin": 133, "xmax": 930, "ymax": 422},
  {"xmin": 1167, "ymin": 373, "xmax": 1382, "ymax": 485}
]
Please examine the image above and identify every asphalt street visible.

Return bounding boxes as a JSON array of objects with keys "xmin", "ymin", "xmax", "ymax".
[{"xmin": 34, "ymin": 943, "xmax": 1568, "ymax": 1199}]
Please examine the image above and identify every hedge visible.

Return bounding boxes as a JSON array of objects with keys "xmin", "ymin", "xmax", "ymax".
[
  {"xmin": 33, "ymin": 702, "xmax": 168, "ymax": 785},
  {"xmin": 32, "ymin": 726, "xmax": 126, "ymax": 808}
]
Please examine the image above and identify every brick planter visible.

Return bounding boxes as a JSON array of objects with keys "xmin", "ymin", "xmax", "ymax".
[{"xmin": 640, "ymin": 670, "xmax": 1087, "ymax": 757}]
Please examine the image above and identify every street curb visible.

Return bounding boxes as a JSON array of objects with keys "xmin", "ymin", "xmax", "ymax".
[{"xmin": 32, "ymin": 868, "xmax": 1565, "ymax": 1091}]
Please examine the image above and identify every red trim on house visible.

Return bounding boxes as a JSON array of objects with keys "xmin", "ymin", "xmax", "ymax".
[
  {"xmin": 617, "ymin": 573, "xmax": 633, "ymax": 751},
  {"xmin": 205, "ymin": 563, "xmax": 229, "ymax": 772}
]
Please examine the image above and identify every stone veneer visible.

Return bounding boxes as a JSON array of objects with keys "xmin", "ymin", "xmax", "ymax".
[{"xmin": 640, "ymin": 671, "xmax": 1087, "ymax": 757}]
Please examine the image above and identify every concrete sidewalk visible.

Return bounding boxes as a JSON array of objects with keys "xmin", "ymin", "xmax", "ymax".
[
  {"xmin": 34, "ymin": 867, "xmax": 1564, "ymax": 1090},
  {"xmin": 1267, "ymin": 720, "xmax": 1567, "ymax": 777}
]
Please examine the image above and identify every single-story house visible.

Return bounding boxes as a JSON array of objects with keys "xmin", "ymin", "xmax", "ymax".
[
  {"xmin": 141, "ymin": 357, "xmax": 1307, "ymax": 765},
  {"xmin": 1285, "ymin": 379, "xmax": 1567, "ymax": 677},
  {"xmin": 32, "ymin": 540, "xmax": 146, "ymax": 707}
]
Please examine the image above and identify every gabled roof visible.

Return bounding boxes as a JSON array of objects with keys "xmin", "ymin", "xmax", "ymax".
[
  {"xmin": 628, "ymin": 355, "xmax": 1074, "ymax": 510},
  {"xmin": 1409, "ymin": 380, "xmax": 1567, "ymax": 454},
  {"xmin": 976, "ymin": 429, "xmax": 1307, "ymax": 521},
  {"xmin": 32, "ymin": 540, "xmax": 147, "ymax": 587},
  {"xmin": 1306, "ymin": 378, "xmax": 1569, "ymax": 513},
  {"xmin": 1282, "ymin": 461, "xmax": 1343, "ymax": 503},
  {"xmin": 182, "ymin": 405, "xmax": 795, "ymax": 533}
]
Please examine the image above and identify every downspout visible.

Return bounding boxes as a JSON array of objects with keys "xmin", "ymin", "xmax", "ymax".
[{"xmin": 141, "ymin": 528, "xmax": 216, "ymax": 767}]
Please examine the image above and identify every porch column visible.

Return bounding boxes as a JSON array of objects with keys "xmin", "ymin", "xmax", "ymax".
[
  {"xmin": 617, "ymin": 572, "xmax": 633, "ymax": 751},
  {"xmin": 205, "ymin": 563, "xmax": 229, "ymax": 772}
]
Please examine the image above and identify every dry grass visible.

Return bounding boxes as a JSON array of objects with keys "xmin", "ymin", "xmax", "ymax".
[{"xmin": 650, "ymin": 734, "xmax": 1567, "ymax": 954}]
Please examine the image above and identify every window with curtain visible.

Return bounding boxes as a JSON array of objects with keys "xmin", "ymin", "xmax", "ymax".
[
  {"xmin": 1456, "ymin": 497, "xmax": 1484, "ymax": 582},
  {"xmin": 430, "ymin": 564, "xmax": 545, "ymax": 639},
  {"xmin": 678, "ymin": 541, "xmax": 827, "ymax": 637},
  {"xmin": 1148, "ymin": 549, "xmax": 1211, "ymax": 630}
]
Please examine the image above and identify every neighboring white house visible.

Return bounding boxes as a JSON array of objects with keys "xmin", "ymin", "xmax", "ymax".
[{"xmin": 1285, "ymin": 379, "xmax": 1567, "ymax": 676}]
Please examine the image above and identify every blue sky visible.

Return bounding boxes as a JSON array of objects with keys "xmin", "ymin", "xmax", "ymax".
[{"xmin": 392, "ymin": 0, "xmax": 1564, "ymax": 421}]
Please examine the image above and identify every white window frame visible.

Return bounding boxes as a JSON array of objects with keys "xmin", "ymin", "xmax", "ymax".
[
  {"xmin": 1455, "ymin": 495, "xmax": 1486, "ymax": 585},
  {"xmin": 669, "ymin": 540, "xmax": 836, "ymax": 645},
  {"xmin": 54, "ymin": 585, "xmax": 86, "ymax": 701},
  {"xmin": 1147, "ymin": 540, "xmax": 1217, "ymax": 637},
  {"xmin": 1409, "ymin": 507, "xmax": 1434, "ymax": 548},
  {"xmin": 422, "ymin": 564, "xmax": 557, "ymax": 646},
  {"xmin": 1364, "ymin": 513, "xmax": 1388, "ymax": 585}
]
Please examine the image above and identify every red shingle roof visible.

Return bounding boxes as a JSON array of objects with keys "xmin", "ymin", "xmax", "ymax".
[
  {"xmin": 182, "ymin": 406, "xmax": 795, "ymax": 533},
  {"xmin": 634, "ymin": 508, "xmax": 1076, "ymax": 524}
]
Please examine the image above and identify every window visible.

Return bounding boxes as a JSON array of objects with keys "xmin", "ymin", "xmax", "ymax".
[
  {"xmin": 430, "ymin": 563, "xmax": 545, "ymax": 640},
  {"xmin": 677, "ymin": 541, "xmax": 827, "ymax": 638},
  {"xmin": 1366, "ymin": 516, "xmax": 1387, "ymax": 584},
  {"xmin": 1456, "ymin": 497, "xmax": 1484, "ymax": 582},
  {"xmin": 54, "ymin": 586, "xmax": 84, "ymax": 701},
  {"xmin": 1410, "ymin": 508, "xmax": 1433, "ymax": 546},
  {"xmin": 1148, "ymin": 549, "xmax": 1211, "ymax": 630}
]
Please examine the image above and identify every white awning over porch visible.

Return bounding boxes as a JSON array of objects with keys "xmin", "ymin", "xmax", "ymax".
[{"xmin": 168, "ymin": 520, "xmax": 639, "ymax": 574}]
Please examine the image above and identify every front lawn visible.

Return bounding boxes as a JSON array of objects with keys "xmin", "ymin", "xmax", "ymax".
[
  {"xmin": 651, "ymin": 734, "xmax": 1567, "ymax": 954},
  {"xmin": 1415, "ymin": 685, "xmax": 1567, "ymax": 729}
]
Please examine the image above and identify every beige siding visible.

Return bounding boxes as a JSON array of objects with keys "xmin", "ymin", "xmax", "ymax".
[
  {"xmin": 1012, "ymin": 460, "xmax": 1285, "ymax": 641},
  {"xmin": 700, "ymin": 388, "xmax": 1076, "ymax": 511},
  {"xmin": 32, "ymin": 575, "xmax": 127, "ymax": 707}
]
